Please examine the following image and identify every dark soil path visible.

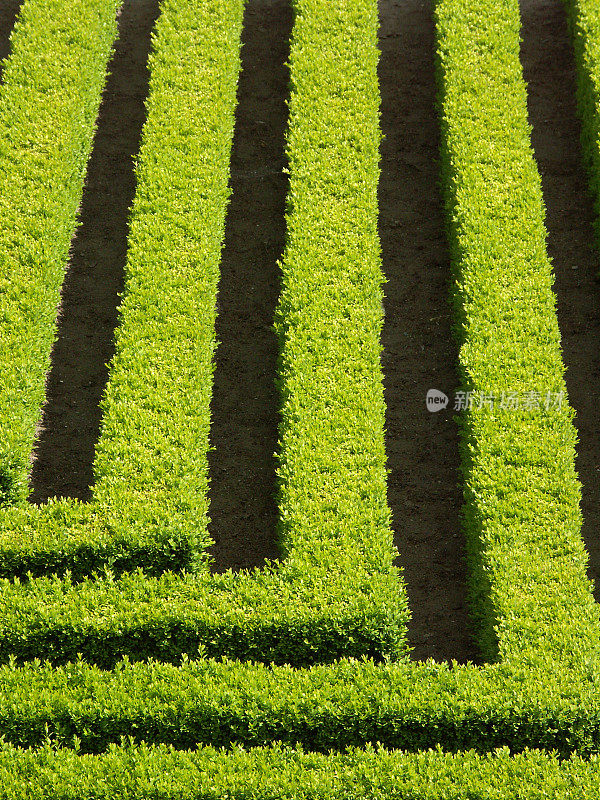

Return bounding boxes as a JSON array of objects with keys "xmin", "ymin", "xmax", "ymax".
[
  {"xmin": 0, "ymin": 1, "xmax": 21, "ymax": 79},
  {"xmin": 378, "ymin": 0, "xmax": 478, "ymax": 663},
  {"xmin": 520, "ymin": 0, "xmax": 600, "ymax": 603},
  {"xmin": 207, "ymin": 0, "xmax": 291, "ymax": 572},
  {"xmin": 29, "ymin": 0, "xmax": 160, "ymax": 503}
]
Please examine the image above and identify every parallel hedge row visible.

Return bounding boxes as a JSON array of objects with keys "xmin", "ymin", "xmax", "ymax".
[
  {"xmin": 0, "ymin": 742, "xmax": 599, "ymax": 799},
  {"xmin": 0, "ymin": 0, "xmax": 119, "ymax": 505},
  {"xmin": 0, "ymin": 0, "xmax": 244, "ymax": 579},
  {"xmin": 0, "ymin": 568, "xmax": 405, "ymax": 668},
  {"xmin": 0, "ymin": 657, "xmax": 597, "ymax": 755},
  {"xmin": 272, "ymin": 0, "xmax": 403, "ymax": 618},
  {"xmin": 563, "ymin": 0, "xmax": 600, "ymax": 246},
  {"xmin": 0, "ymin": 0, "xmax": 408, "ymax": 667},
  {"xmin": 436, "ymin": 0, "xmax": 598, "ymax": 667}
]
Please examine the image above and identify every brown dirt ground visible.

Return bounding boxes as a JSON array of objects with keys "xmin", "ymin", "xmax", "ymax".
[
  {"xmin": 28, "ymin": 0, "xmax": 596, "ymax": 666},
  {"xmin": 519, "ymin": 0, "xmax": 600, "ymax": 603},
  {"xmin": 0, "ymin": 1, "xmax": 21, "ymax": 77},
  {"xmin": 207, "ymin": 0, "xmax": 291, "ymax": 573},
  {"xmin": 26, "ymin": 0, "xmax": 481, "ymax": 661},
  {"xmin": 378, "ymin": 0, "xmax": 479, "ymax": 664},
  {"xmin": 28, "ymin": 0, "xmax": 160, "ymax": 503}
]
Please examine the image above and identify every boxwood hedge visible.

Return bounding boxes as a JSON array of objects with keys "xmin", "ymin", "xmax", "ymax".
[
  {"xmin": 0, "ymin": 0, "xmax": 597, "ymax": 789},
  {"xmin": 0, "ymin": 742, "xmax": 597, "ymax": 799},
  {"xmin": 0, "ymin": 0, "xmax": 409, "ymax": 667},
  {"xmin": 0, "ymin": 0, "xmax": 242, "ymax": 579}
]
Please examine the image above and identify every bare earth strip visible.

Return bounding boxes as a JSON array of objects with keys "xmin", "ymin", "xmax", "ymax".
[
  {"xmin": 519, "ymin": 0, "xmax": 600, "ymax": 602},
  {"xmin": 29, "ymin": 0, "xmax": 160, "ymax": 503},
  {"xmin": 0, "ymin": 0, "xmax": 21, "ymax": 79},
  {"xmin": 378, "ymin": 0, "xmax": 478, "ymax": 664},
  {"xmin": 207, "ymin": 0, "xmax": 291, "ymax": 573}
]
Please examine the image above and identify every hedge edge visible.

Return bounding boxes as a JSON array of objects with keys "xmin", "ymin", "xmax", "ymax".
[
  {"xmin": 0, "ymin": 0, "xmax": 243, "ymax": 578},
  {"xmin": 563, "ymin": 0, "xmax": 600, "ymax": 252},
  {"xmin": 0, "ymin": 0, "xmax": 409, "ymax": 668},
  {"xmin": 0, "ymin": 742, "xmax": 597, "ymax": 799}
]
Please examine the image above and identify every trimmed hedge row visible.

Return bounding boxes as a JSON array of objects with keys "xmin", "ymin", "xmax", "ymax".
[
  {"xmin": 0, "ymin": 657, "xmax": 597, "ymax": 755},
  {"xmin": 0, "ymin": 0, "xmax": 408, "ymax": 667},
  {"xmin": 0, "ymin": 568, "xmax": 405, "ymax": 668},
  {"xmin": 0, "ymin": 0, "xmax": 245, "ymax": 579},
  {"xmin": 563, "ymin": 0, "xmax": 600, "ymax": 247},
  {"xmin": 0, "ymin": 742, "xmax": 598, "ymax": 798},
  {"xmin": 0, "ymin": 0, "xmax": 116, "ymax": 505},
  {"xmin": 436, "ymin": 0, "xmax": 599, "ymax": 667},
  {"xmin": 273, "ymin": 0, "xmax": 399, "ymax": 599},
  {"xmin": 87, "ymin": 0, "xmax": 245, "ymax": 576},
  {"xmin": 1, "ymin": 0, "xmax": 594, "ymax": 755},
  {"xmin": 0, "ymin": 0, "xmax": 120, "ymax": 508}
]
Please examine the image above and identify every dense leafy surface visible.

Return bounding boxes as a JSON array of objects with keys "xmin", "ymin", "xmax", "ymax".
[
  {"xmin": 0, "ymin": 0, "xmax": 224, "ymax": 578},
  {"xmin": 0, "ymin": 743, "xmax": 599, "ymax": 798},
  {"xmin": 436, "ymin": 0, "xmax": 598, "ymax": 668},
  {"xmin": 1, "ymin": 0, "xmax": 600, "ymax": 794},
  {"xmin": 564, "ymin": 0, "xmax": 600, "ymax": 248},
  {"xmin": 0, "ymin": 0, "xmax": 120, "ymax": 509},
  {"xmin": 0, "ymin": 0, "xmax": 407, "ymax": 667}
]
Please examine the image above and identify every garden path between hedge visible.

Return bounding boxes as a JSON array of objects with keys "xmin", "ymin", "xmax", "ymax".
[
  {"xmin": 29, "ymin": 0, "xmax": 160, "ymax": 503},
  {"xmin": 520, "ymin": 0, "xmax": 600, "ymax": 603},
  {"xmin": 24, "ymin": 0, "xmax": 600, "ymax": 663}
]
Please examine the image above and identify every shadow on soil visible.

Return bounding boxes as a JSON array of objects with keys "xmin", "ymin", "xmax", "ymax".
[
  {"xmin": 29, "ymin": 0, "xmax": 161, "ymax": 503},
  {"xmin": 0, "ymin": 0, "xmax": 21, "ymax": 78},
  {"xmin": 207, "ymin": 0, "xmax": 291, "ymax": 573},
  {"xmin": 378, "ymin": 0, "xmax": 479, "ymax": 664},
  {"xmin": 520, "ymin": 0, "xmax": 600, "ymax": 603}
]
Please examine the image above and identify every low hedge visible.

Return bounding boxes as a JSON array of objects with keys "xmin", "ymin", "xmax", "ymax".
[
  {"xmin": 0, "ymin": 0, "xmax": 120, "ymax": 507},
  {"xmin": 0, "ymin": 567, "xmax": 405, "ymax": 668},
  {"xmin": 435, "ymin": 0, "xmax": 599, "ymax": 669},
  {"xmin": 273, "ymin": 0, "xmax": 400, "ymax": 608},
  {"xmin": 563, "ymin": 0, "xmax": 600, "ymax": 247},
  {"xmin": 0, "ymin": 657, "xmax": 596, "ymax": 755},
  {"xmin": 0, "ymin": 0, "xmax": 409, "ymax": 666},
  {"xmin": 0, "ymin": 742, "xmax": 598, "ymax": 799},
  {"xmin": 0, "ymin": 0, "xmax": 244, "ymax": 578}
]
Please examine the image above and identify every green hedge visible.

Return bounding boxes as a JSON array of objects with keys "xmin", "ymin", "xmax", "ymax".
[
  {"xmin": 563, "ymin": 0, "xmax": 600, "ymax": 248},
  {"xmin": 435, "ymin": 0, "xmax": 598, "ymax": 668},
  {"xmin": 273, "ymin": 0, "xmax": 398, "ymax": 601},
  {"xmin": 0, "ymin": 568, "xmax": 405, "ymax": 668},
  {"xmin": 0, "ymin": 0, "xmax": 408, "ymax": 666},
  {"xmin": 0, "ymin": 742, "xmax": 598, "ymax": 799},
  {"xmin": 0, "ymin": 0, "xmax": 120, "ymax": 507},
  {"xmin": 0, "ymin": 0, "xmax": 591, "ymax": 755},
  {"xmin": 0, "ymin": 657, "xmax": 597, "ymax": 755},
  {"xmin": 0, "ymin": 0, "xmax": 597, "ymax": 771},
  {"xmin": 0, "ymin": 0, "xmax": 244, "ymax": 579}
]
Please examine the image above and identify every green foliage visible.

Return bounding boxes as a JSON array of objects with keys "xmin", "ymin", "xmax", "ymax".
[
  {"xmin": 0, "ymin": 0, "xmax": 244, "ymax": 578},
  {"xmin": 563, "ymin": 0, "xmax": 600, "ymax": 251},
  {"xmin": 0, "ymin": 567, "xmax": 405, "ymax": 667},
  {"xmin": 0, "ymin": 0, "xmax": 118, "ymax": 500},
  {"xmin": 273, "ymin": 0, "xmax": 397, "ymax": 590},
  {"xmin": 435, "ymin": 0, "xmax": 599, "ymax": 667},
  {"xmin": 0, "ymin": 0, "xmax": 408, "ymax": 667},
  {"xmin": 0, "ymin": 742, "xmax": 598, "ymax": 798},
  {"xmin": 0, "ymin": 0, "xmax": 598, "ymax": 789},
  {"xmin": 0, "ymin": 656, "xmax": 598, "ymax": 755}
]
